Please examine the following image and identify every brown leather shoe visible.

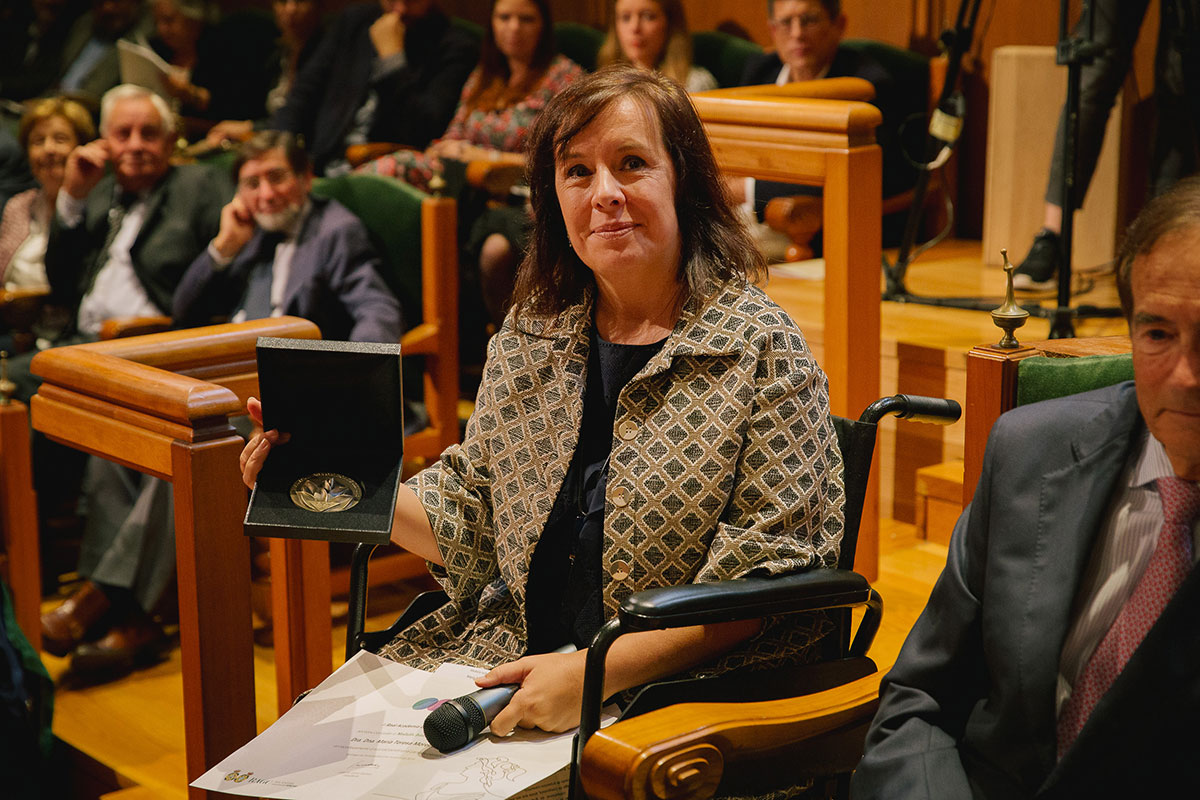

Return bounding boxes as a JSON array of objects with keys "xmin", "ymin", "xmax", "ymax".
[
  {"xmin": 41, "ymin": 580, "xmax": 112, "ymax": 657},
  {"xmin": 70, "ymin": 610, "xmax": 168, "ymax": 677}
]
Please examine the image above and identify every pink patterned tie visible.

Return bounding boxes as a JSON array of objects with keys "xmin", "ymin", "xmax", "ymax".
[{"xmin": 1056, "ymin": 476, "xmax": 1200, "ymax": 758}]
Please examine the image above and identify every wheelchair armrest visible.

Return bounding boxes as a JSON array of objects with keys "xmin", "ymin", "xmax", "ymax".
[{"xmin": 617, "ymin": 569, "xmax": 872, "ymax": 631}]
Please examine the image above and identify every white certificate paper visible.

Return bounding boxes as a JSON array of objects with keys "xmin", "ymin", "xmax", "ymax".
[{"xmin": 191, "ymin": 651, "xmax": 612, "ymax": 800}]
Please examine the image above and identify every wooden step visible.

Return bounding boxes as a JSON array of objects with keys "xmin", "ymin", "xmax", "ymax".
[{"xmin": 916, "ymin": 460, "xmax": 964, "ymax": 546}]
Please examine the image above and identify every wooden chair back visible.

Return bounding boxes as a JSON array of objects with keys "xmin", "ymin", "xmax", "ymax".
[
  {"xmin": 963, "ymin": 335, "xmax": 1133, "ymax": 507},
  {"xmin": 693, "ymin": 88, "xmax": 882, "ymax": 577}
]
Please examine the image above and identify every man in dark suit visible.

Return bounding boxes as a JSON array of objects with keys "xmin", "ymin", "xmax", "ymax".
[
  {"xmin": 36, "ymin": 84, "xmax": 230, "ymax": 678},
  {"xmin": 173, "ymin": 130, "xmax": 402, "ymax": 344},
  {"xmin": 737, "ymin": 0, "xmax": 922, "ymax": 244},
  {"xmin": 270, "ymin": 0, "xmax": 478, "ymax": 175},
  {"xmin": 853, "ymin": 177, "xmax": 1200, "ymax": 798}
]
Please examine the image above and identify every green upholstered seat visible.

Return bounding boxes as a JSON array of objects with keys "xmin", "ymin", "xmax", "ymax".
[
  {"xmin": 310, "ymin": 173, "xmax": 425, "ymax": 329},
  {"xmin": 554, "ymin": 21, "xmax": 605, "ymax": 71},
  {"xmin": 691, "ymin": 30, "xmax": 764, "ymax": 88},
  {"xmin": 1016, "ymin": 354, "xmax": 1135, "ymax": 407}
]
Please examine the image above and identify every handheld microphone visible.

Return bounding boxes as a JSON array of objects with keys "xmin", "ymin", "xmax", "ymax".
[{"xmin": 422, "ymin": 643, "xmax": 577, "ymax": 753}]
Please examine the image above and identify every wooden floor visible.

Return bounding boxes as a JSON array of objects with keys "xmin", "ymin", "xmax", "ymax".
[{"xmin": 39, "ymin": 238, "xmax": 1131, "ymax": 797}]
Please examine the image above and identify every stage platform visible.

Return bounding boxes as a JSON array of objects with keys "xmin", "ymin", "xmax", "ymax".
[{"xmin": 40, "ymin": 238, "xmax": 1129, "ymax": 798}]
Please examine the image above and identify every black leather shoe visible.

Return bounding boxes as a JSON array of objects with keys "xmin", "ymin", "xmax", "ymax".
[
  {"xmin": 1013, "ymin": 229, "xmax": 1062, "ymax": 291},
  {"xmin": 69, "ymin": 610, "xmax": 168, "ymax": 678},
  {"xmin": 41, "ymin": 580, "xmax": 111, "ymax": 657}
]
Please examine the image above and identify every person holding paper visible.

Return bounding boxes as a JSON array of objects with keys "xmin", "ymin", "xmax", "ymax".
[
  {"xmin": 243, "ymin": 65, "xmax": 845, "ymax": 735},
  {"xmin": 147, "ymin": 0, "xmax": 276, "ymax": 129}
]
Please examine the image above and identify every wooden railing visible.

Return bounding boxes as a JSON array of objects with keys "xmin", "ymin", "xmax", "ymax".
[
  {"xmin": 20, "ymin": 317, "xmax": 323, "ymax": 797},
  {"xmin": 695, "ymin": 85, "xmax": 883, "ymax": 577}
]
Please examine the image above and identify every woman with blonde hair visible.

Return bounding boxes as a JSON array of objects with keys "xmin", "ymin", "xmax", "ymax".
[
  {"xmin": 0, "ymin": 97, "xmax": 95, "ymax": 292},
  {"xmin": 596, "ymin": 0, "xmax": 717, "ymax": 92}
]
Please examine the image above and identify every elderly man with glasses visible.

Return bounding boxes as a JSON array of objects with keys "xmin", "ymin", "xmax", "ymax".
[{"xmin": 173, "ymin": 130, "xmax": 401, "ymax": 344}]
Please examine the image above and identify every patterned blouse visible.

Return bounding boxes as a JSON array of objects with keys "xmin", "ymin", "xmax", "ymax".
[
  {"xmin": 379, "ymin": 280, "xmax": 845, "ymax": 675},
  {"xmin": 357, "ymin": 54, "xmax": 583, "ymax": 192}
]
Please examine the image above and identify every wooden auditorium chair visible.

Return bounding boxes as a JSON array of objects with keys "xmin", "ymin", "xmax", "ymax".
[
  {"xmin": 759, "ymin": 40, "xmax": 951, "ymax": 262},
  {"xmin": 330, "ymin": 395, "xmax": 959, "ymax": 800},
  {"xmin": 963, "ymin": 334, "xmax": 1132, "ymax": 507}
]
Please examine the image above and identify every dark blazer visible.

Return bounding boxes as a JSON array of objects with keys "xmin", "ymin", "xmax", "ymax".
[
  {"xmin": 173, "ymin": 195, "xmax": 402, "ymax": 344},
  {"xmin": 44, "ymin": 163, "xmax": 230, "ymax": 331},
  {"xmin": 853, "ymin": 381, "xmax": 1200, "ymax": 798},
  {"xmin": 741, "ymin": 46, "xmax": 920, "ymax": 200},
  {"xmin": 271, "ymin": 3, "xmax": 478, "ymax": 173}
]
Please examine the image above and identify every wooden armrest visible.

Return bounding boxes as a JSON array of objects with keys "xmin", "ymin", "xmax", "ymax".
[
  {"xmin": 700, "ymin": 76, "xmax": 876, "ymax": 103},
  {"xmin": 0, "ymin": 287, "xmax": 51, "ymax": 336},
  {"xmin": 580, "ymin": 671, "xmax": 883, "ymax": 800},
  {"xmin": 345, "ymin": 142, "xmax": 412, "ymax": 168},
  {"xmin": 53, "ymin": 316, "xmax": 319, "ymax": 378},
  {"xmin": 0, "ymin": 287, "xmax": 51, "ymax": 305},
  {"xmin": 99, "ymin": 315, "xmax": 174, "ymax": 340},
  {"xmin": 465, "ymin": 160, "xmax": 527, "ymax": 197}
]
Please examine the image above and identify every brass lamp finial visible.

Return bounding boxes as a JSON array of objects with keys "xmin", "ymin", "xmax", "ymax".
[
  {"xmin": 428, "ymin": 170, "xmax": 446, "ymax": 198},
  {"xmin": 0, "ymin": 351, "xmax": 15, "ymax": 405},
  {"xmin": 991, "ymin": 249, "xmax": 1029, "ymax": 349}
]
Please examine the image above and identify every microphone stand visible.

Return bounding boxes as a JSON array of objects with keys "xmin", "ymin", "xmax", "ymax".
[{"xmin": 880, "ymin": 0, "xmax": 1124, "ymax": 326}]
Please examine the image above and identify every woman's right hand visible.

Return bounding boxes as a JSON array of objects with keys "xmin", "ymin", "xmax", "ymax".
[{"xmin": 240, "ymin": 397, "xmax": 290, "ymax": 488}]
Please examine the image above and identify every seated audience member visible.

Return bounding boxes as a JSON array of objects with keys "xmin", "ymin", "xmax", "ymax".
[
  {"xmin": 35, "ymin": 84, "xmax": 231, "ymax": 679},
  {"xmin": 2, "ymin": 98, "xmax": 95, "ymax": 291},
  {"xmin": 359, "ymin": 0, "xmax": 581, "ymax": 330},
  {"xmin": 174, "ymin": 130, "xmax": 402, "ymax": 343},
  {"xmin": 147, "ymin": 0, "xmax": 276, "ymax": 131},
  {"xmin": 854, "ymin": 177, "xmax": 1200, "ymax": 797},
  {"xmin": 203, "ymin": 0, "xmax": 328, "ymax": 147},
  {"xmin": 53, "ymin": 0, "xmax": 151, "ymax": 109},
  {"xmin": 0, "ymin": 0, "xmax": 87, "ymax": 104},
  {"xmin": 596, "ymin": 0, "xmax": 718, "ymax": 92},
  {"xmin": 0, "ymin": 128, "xmax": 36, "ymax": 209},
  {"xmin": 270, "ymin": 0, "xmax": 478, "ymax": 175},
  {"xmin": 0, "ymin": 97, "xmax": 96, "ymax": 352},
  {"xmin": 242, "ymin": 66, "xmax": 845, "ymax": 730},
  {"xmin": 737, "ymin": 0, "xmax": 923, "ymax": 245}
]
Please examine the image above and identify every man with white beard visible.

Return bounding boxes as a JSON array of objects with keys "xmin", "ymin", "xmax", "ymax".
[{"xmin": 174, "ymin": 130, "xmax": 402, "ymax": 343}]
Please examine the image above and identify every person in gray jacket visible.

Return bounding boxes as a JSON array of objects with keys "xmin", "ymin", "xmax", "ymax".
[
  {"xmin": 854, "ymin": 176, "xmax": 1200, "ymax": 799},
  {"xmin": 173, "ymin": 130, "xmax": 402, "ymax": 343}
]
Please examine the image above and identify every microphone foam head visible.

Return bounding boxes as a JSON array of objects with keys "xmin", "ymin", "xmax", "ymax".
[{"xmin": 423, "ymin": 698, "xmax": 486, "ymax": 753}]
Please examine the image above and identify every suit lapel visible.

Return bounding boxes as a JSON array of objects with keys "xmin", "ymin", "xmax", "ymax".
[
  {"xmin": 1020, "ymin": 385, "xmax": 1142, "ymax": 777},
  {"xmin": 277, "ymin": 200, "xmax": 323, "ymax": 311}
]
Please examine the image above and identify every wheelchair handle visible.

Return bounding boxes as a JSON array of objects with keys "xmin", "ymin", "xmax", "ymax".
[{"xmin": 861, "ymin": 394, "xmax": 961, "ymax": 426}]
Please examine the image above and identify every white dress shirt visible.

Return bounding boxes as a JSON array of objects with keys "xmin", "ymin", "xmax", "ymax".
[{"xmin": 58, "ymin": 188, "xmax": 167, "ymax": 337}]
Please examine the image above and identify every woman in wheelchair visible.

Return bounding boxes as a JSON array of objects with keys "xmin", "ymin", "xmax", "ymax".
[{"xmin": 241, "ymin": 65, "xmax": 844, "ymax": 737}]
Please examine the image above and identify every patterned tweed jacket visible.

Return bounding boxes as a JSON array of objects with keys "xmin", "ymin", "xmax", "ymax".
[{"xmin": 380, "ymin": 280, "xmax": 845, "ymax": 674}]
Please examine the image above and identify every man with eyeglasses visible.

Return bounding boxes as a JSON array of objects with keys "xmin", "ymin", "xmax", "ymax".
[
  {"xmin": 737, "ymin": 0, "xmax": 922, "ymax": 246},
  {"xmin": 174, "ymin": 130, "xmax": 402, "ymax": 344},
  {"xmin": 744, "ymin": 0, "xmax": 846, "ymax": 85}
]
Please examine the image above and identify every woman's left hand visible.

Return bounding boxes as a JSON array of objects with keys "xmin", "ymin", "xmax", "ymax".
[{"xmin": 477, "ymin": 650, "xmax": 588, "ymax": 735}]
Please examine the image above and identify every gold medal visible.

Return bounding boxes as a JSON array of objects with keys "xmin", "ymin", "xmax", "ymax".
[{"xmin": 290, "ymin": 472, "xmax": 362, "ymax": 512}]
